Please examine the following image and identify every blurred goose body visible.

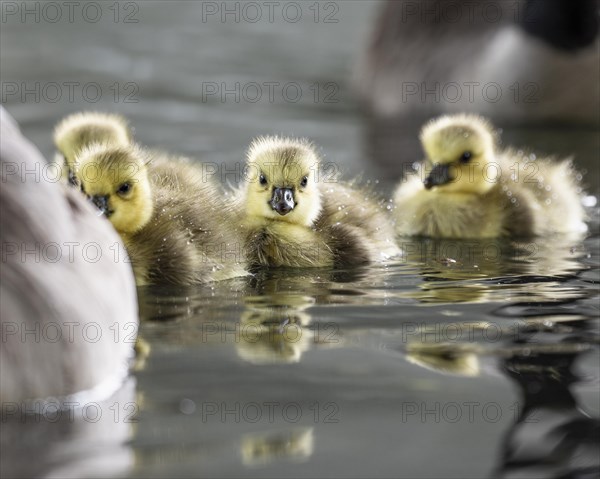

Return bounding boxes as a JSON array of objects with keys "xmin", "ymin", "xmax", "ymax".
[{"xmin": 355, "ymin": 0, "xmax": 599, "ymax": 125}]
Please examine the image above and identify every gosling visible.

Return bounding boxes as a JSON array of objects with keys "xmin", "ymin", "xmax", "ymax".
[
  {"xmin": 54, "ymin": 112, "xmax": 132, "ymax": 186},
  {"xmin": 394, "ymin": 114, "xmax": 587, "ymax": 239},
  {"xmin": 73, "ymin": 143, "xmax": 248, "ymax": 285},
  {"xmin": 237, "ymin": 136, "xmax": 400, "ymax": 268}
]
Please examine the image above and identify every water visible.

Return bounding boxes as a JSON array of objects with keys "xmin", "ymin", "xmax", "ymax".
[{"xmin": 2, "ymin": 2, "xmax": 599, "ymax": 478}]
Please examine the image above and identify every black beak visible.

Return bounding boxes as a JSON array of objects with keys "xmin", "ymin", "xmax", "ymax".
[
  {"xmin": 67, "ymin": 168, "xmax": 79, "ymax": 188},
  {"xmin": 270, "ymin": 188, "xmax": 295, "ymax": 216},
  {"xmin": 424, "ymin": 163, "xmax": 453, "ymax": 190},
  {"xmin": 90, "ymin": 195, "xmax": 112, "ymax": 217}
]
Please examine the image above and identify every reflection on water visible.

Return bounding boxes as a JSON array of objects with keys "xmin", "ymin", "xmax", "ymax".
[
  {"xmin": 3, "ymin": 212, "xmax": 598, "ymax": 479},
  {"xmin": 241, "ymin": 428, "xmax": 314, "ymax": 466},
  {"xmin": 126, "ymin": 219, "xmax": 599, "ymax": 478},
  {"xmin": 497, "ymin": 350, "xmax": 600, "ymax": 478},
  {"xmin": 1, "ymin": 379, "xmax": 137, "ymax": 479},
  {"xmin": 238, "ymin": 293, "xmax": 315, "ymax": 364},
  {"xmin": 396, "ymin": 234, "xmax": 590, "ymax": 304}
]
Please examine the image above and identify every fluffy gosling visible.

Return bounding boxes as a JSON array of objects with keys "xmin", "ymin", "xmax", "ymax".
[
  {"xmin": 394, "ymin": 114, "xmax": 587, "ymax": 238},
  {"xmin": 237, "ymin": 136, "xmax": 400, "ymax": 268},
  {"xmin": 54, "ymin": 112, "xmax": 132, "ymax": 186},
  {"xmin": 73, "ymin": 143, "xmax": 247, "ymax": 285}
]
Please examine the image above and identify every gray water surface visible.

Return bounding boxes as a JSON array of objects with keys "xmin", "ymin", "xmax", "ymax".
[{"xmin": 2, "ymin": 2, "xmax": 599, "ymax": 478}]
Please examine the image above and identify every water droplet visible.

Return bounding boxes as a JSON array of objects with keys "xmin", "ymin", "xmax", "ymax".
[{"xmin": 441, "ymin": 258, "xmax": 457, "ymax": 265}]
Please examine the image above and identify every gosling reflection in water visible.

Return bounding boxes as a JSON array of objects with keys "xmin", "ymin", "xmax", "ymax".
[
  {"xmin": 237, "ymin": 271, "xmax": 352, "ymax": 364},
  {"xmin": 398, "ymin": 236, "xmax": 587, "ymax": 304},
  {"xmin": 402, "ymin": 320, "xmax": 599, "ymax": 477},
  {"xmin": 406, "ymin": 342, "xmax": 481, "ymax": 377},
  {"xmin": 237, "ymin": 294, "xmax": 315, "ymax": 364},
  {"xmin": 402, "ymin": 319, "xmax": 594, "ymax": 376},
  {"xmin": 241, "ymin": 427, "xmax": 314, "ymax": 466}
]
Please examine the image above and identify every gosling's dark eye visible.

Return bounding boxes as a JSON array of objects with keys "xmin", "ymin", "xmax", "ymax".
[
  {"xmin": 459, "ymin": 151, "xmax": 472, "ymax": 163},
  {"xmin": 300, "ymin": 176, "xmax": 308, "ymax": 188},
  {"xmin": 259, "ymin": 174, "xmax": 268, "ymax": 186},
  {"xmin": 117, "ymin": 182, "xmax": 131, "ymax": 195}
]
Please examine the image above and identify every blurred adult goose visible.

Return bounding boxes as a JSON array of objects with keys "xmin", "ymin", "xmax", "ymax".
[
  {"xmin": 393, "ymin": 114, "xmax": 587, "ymax": 238},
  {"xmin": 0, "ymin": 107, "xmax": 138, "ymax": 404},
  {"xmin": 355, "ymin": 0, "xmax": 599, "ymax": 125}
]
